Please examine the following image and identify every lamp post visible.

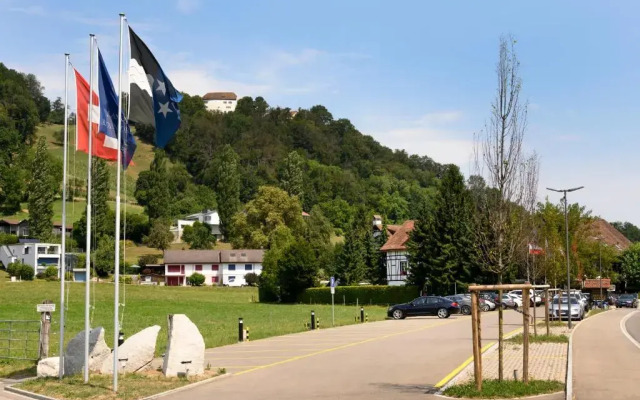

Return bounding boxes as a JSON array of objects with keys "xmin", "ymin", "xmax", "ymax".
[
  {"xmin": 547, "ymin": 186, "xmax": 584, "ymax": 329},
  {"xmin": 598, "ymin": 236, "xmax": 603, "ymax": 300}
]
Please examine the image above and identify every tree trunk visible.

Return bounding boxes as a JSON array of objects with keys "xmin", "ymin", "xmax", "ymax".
[{"xmin": 498, "ymin": 272, "xmax": 503, "ymax": 381}]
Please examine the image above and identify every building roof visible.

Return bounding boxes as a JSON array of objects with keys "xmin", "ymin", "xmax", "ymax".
[
  {"xmin": 164, "ymin": 250, "xmax": 221, "ymax": 264},
  {"xmin": 163, "ymin": 249, "xmax": 264, "ymax": 264},
  {"xmin": 203, "ymin": 92, "xmax": 237, "ymax": 101},
  {"xmin": 220, "ymin": 249, "xmax": 265, "ymax": 263},
  {"xmin": 583, "ymin": 278, "xmax": 611, "ymax": 289},
  {"xmin": 590, "ymin": 218, "xmax": 632, "ymax": 251},
  {"xmin": 53, "ymin": 222, "xmax": 74, "ymax": 230},
  {"xmin": 0, "ymin": 218, "xmax": 27, "ymax": 225},
  {"xmin": 380, "ymin": 220, "xmax": 415, "ymax": 252}
]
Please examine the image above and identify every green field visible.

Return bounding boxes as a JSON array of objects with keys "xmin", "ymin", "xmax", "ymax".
[{"xmin": 0, "ymin": 271, "xmax": 387, "ymax": 368}]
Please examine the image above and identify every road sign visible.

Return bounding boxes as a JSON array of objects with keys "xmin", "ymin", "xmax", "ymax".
[
  {"xmin": 330, "ymin": 276, "xmax": 335, "ymax": 287},
  {"xmin": 37, "ymin": 304, "xmax": 55, "ymax": 313},
  {"xmin": 330, "ymin": 286, "xmax": 335, "ymax": 295}
]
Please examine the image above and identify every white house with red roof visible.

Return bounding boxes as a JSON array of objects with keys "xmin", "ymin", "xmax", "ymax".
[{"xmin": 380, "ymin": 220, "xmax": 415, "ymax": 285}]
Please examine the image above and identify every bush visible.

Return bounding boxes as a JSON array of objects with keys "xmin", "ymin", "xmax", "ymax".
[
  {"xmin": 245, "ymin": 272, "xmax": 259, "ymax": 287},
  {"xmin": 298, "ymin": 285, "xmax": 419, "ymax": 305},
  {"xmin": 44, "ymin": 266, "xmax": 59, "ymax": 279},
  {"xmin": 7, "ymin": 261, "xmax": 35, "ymax": 280},
  {"xmin": 110, "ymin": 275, "xmax": 134, "ymax": 284},
  {"xmin": 138, "ymin": 254, "xmax": 160, "ymax": 268},
  {"xmin": 0, "ymin": 233, "xmax": 19, "ymax": 245},
  {"xmin": 36, "ymin": 272, "xmax": 45, "ymax": 280},
  {"xmin": 188, "ymin": 272, "xmax": 205, "ymax": 286}
]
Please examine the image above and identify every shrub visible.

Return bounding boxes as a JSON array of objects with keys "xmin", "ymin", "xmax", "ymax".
[
  {"xmin": 44, "ymin": 266, "xmax": 59, "ymax": 279},
  {"xmin": 138, "ymin": 254, "xmax": 160, "ymax": 268},
  {"xmin": 36, "ymin": 272, "xmax": 45, "ymax": 280},
  {"xmin": 0, "ymin": 233, "xmax": 19, "ymax": 245},
  {"xmin": 110, "ymin": 275, "xmax": 134, "ymax": 284},
  {"xmin": 188, "ymin": 272, "xmax": 205, "ymax": 286},
  {"xmin": 7, "ymin": 261, "xmax": 34, "ymax": 280},
  {"xmin": 245, "ymin": 272, "xmax": 259, "ymax": 287},
  {"xmin": 298, "ymin": 285, "xmax": 419, "ymax": 305}
]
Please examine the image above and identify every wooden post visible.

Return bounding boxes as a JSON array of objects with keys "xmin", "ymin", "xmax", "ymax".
[
  {"xmin": 522, "ymin": 288, "xmax": 530, "ymax": 384},
  {"xmin": 39, "ymin": 300, "xmax": 53, "ymax": 359},
  {"xmin": 476, "ymin": 291, "xmax": 482, "ymax": 376},
  {"xmin": 532, "ymin": 287, "xmax": 538, "ymax": 337},
  {"xmin": 544, "ymin": 288, "xmax": 550, "ymax": 336},
  {"xmin": 498, "ymin": 288, "xmax": 503, "ymax": 381},
  {"xmin": 471, "ymin": 291, "xmax": 482, "ymax": 391}
]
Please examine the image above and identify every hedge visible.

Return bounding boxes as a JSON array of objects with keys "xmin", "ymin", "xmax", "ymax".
[{"xmin": 298, "ymin": 285, "xmax": 419, "ymax": 306}]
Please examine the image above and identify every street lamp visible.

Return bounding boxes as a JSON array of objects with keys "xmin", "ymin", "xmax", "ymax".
[{"xmin": 547, "ymin": 186, "xmax": 584, "ymax": 329}]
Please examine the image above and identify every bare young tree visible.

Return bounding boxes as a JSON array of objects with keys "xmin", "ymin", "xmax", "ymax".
[{"xmin": 473, "ymin": 35, "xmax": 540, "ymax": 381}]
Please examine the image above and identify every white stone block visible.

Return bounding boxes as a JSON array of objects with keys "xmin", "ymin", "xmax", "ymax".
[
  {"xmin": 101, "ymin": 325, "xmax": 160, "ymax": 374},
  {"xmin": 162, "ymin": 314, "xmax": 204, "ymax": 377}
]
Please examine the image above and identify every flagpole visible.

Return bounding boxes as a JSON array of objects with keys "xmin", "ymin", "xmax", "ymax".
[
  {"xmin": 59, "ymin": 52, "xmax": 70, "ymax": 380},
  {"xmin": 113, "ymin": 13, "xmax": 125, "ymax": 392},
  {"xmin": 84, "ymin": 34, "xmax": 95, "ymax": 384}
]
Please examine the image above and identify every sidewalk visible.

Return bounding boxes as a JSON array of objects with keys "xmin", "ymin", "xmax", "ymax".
[{"xmin": 572, "ymin": 308, "xmax": 639, "ymax": 400}]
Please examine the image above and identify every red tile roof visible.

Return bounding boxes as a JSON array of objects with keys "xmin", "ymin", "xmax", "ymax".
[
  {"xmin": 583, "ymin": 278, "xmax": 611, "ymax": 289},
  {"xmin": 203, "ymin": 92, "xmax": 237, "ymax": 101},
  {"xmin": 590, "ymin": 218, "xmax": 631, "ymax": 251},
  {"xmin": 380, "ymin": 220, "xmax": 415, "ymax": 252}
]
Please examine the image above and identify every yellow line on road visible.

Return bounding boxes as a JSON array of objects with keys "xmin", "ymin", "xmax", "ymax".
[
  {"xmin": 234, "ymin": 318, "xmax": 464, "ymax": 377},
  {"xmin": 434, "ymin": 326, "xmax": 523, "ymax": 388}
]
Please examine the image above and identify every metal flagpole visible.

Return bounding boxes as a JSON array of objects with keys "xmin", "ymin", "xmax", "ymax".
[
  {"xmin": 113, "ymin": 13, "xmax": 125, "ymax": 392},
  {"xmin": 59, "ymin": 53, "xmax": 70, "ymax": 380},
  {"xmin": 84, "ymin": 34, "xmax": 95, "ymax": 383}
]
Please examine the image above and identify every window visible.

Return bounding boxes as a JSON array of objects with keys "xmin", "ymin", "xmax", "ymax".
[
  {"xmin": 228, "ymin": 276, "xmax": 235, "ymax": 283},
  {"xmin": 413, "ymin": 297, "xmax": 426, "ymax": 305},
  {"xmin": 230, "ymin": 253, "xmax": 236, "ymax": 257},
  {"xmin": 245, "ymin": 264, "xmax": 252, "ymax": 271},
  {"xmin": 426, "ymin": 297, "xmax": 440, "ymax": 304},
  {"xmin": 228, "ymin": 264, "xmax": 236, "ymax": 271},
  {"xmin": 24, "ymin": 247, "xmax": 30, "ymax": 255},
  {"xmin": 212, "ymin": 265, "xmax": 219, "ymax": 271},
  {"xmin": 241, "ymin": 253, "xmax": 246, "ymax": 257},
  {"xmin": 211, "ymin": 276, "xmax": 218, "ymax": 283},
  {"xmin": 205, "ymin": 216, "xmax": 211, "ymax": 221},
  {"xmin": 195, "ymin": 265, "xmax": 203, "ymax": 271},
  {"xmin": 400, "ymin": 261, "xmax": 408, "ymax": 275},
  {"xmin": 167, "ymin": 265, "xmax": 181, "ymax": 273}
]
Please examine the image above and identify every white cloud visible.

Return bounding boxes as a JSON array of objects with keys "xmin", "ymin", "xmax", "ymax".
[
  {"xmin": 9, "ymin": 5, "xmax": 45, "ymax": 15},
  {"xmin": 176, "ymin": 0, "xmax": 201, "ymax": 14},
  {"xmin": 367, "ymin": 111, "xmax": 474, "ymax": 166}
]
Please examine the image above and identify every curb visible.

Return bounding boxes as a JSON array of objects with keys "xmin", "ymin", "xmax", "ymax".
[
  {"xmin": 435, "ymin": 326, "xmax": 524, "ymax": 394},
  {"xmin": 434, "ymin": 390, "xmax": 565, "ymax": 400},
  {"xmin": 4, "ymin": 373, "xmax": 232, "ymax": 400}
]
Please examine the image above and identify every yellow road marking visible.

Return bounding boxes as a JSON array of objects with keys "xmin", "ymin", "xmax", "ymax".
[
  {"xmin": 434, "ymin": 326, "xmax": 523, "ymax": 388},
  {"xmin": 206, "ymin": 349, "xmax": 321, "ymax": 353},
  {"xmin": 235, "ymin": 318, "xmax": 464, "ymax": 376},
  {"xmin": 208, "ymin": 356, "xmax": 292, "ymax": 359}
]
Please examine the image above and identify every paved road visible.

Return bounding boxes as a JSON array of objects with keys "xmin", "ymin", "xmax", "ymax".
[
  {"xmin": 624, "ymin": 309, "xmax": 640, "ymax": 343},
  {"xmin": 164, "ymin": 309, "xmax": 533, "ymax": 400},
  {"xmin": 573, "ymin": 308, "xmax": 639, "ymax": 400}
]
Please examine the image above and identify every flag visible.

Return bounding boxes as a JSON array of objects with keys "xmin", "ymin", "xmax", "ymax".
[
  {"xmin": 128, "ymin": 26, "xmax": 182, "ymax": 148},
  {"xmin": 97, "ymin": 50, "xmax": 136, "ymax": 168},
  {"xmin": 74, "ymin": 68, "xmax": 118, "ymax": 160},
  {"xmin": 528, "ymin": 243, "xmax": 544, "ymax": 255}
]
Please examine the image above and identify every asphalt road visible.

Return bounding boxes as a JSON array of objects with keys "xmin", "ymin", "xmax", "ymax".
[
  {"xmin": 573, "ymin": 308, "xmax": 639, "ymax": 400},
  {"xmin": 624, "ymin": 309, "xmax": 640, "ymax": 343},
  {"xmin": 163, "ymin": 309, "xmax": 532, "ymax": 400}
]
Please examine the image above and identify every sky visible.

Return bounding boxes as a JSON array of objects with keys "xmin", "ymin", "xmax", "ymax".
[{"xmin": 1, "ymin": 0, "xmax": 639, "ymax": 225}]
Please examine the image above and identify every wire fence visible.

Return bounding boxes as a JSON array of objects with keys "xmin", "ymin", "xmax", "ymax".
[{"xmin": 0, "ymin": 320, "xmax": 41, "ymax": 361}]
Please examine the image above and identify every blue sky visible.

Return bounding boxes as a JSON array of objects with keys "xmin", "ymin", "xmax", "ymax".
[{"xmin": 2, "ymin": 0, "xmax": 639, "ymax": 225}]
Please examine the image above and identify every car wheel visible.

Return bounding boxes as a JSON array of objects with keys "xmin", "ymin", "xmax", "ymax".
[
  {"xmin": 461, "ymin": 305, "xmax": 471, "ymax": 315},
  {"xmin": 437, "ymin": 308, "xmax": 450, "ymax": 319},
  {"xmin": 392, "ymin": 309, "xmax": 405, "ymax": 320},
  {"xmin": 481, "ymin": 304, "xmax": 490, "ymax": 312}
]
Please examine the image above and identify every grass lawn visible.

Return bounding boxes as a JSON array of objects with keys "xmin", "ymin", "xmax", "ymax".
[
  {"xmin": 507, "ymin": 333, "xmax": 569, "ymax": 344},
  {"xmin": 0, "ymin": 271, "xmax": 387, "ymax": 377},
  {"xmin": 16, "ymin": 370, "xmax": 221, "ymax": 400},
  {"xmin": 444, "ymin": 379, "xmax": 564, "ymax": 398}
]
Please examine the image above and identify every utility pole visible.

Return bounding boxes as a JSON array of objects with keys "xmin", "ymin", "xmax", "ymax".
[{"xmin": 547, "ymin": 186, "xmax": 584, "ymax": 330}]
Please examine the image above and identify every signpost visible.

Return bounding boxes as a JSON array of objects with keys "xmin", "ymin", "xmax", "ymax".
[
  {"xmin": 330, "ymin": 277, "xmax": 335, "ymax": 327},
  {"xmin": 38, "ymin": 301, "xmax": 55, "ymax": 358}
]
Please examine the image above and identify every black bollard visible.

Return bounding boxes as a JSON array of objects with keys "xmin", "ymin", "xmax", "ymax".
[
  {"xmin": 311, "ymin": 311, "xmax": 316, "ymax": 330},
  {"xmin": 238, "ymin": 317, "xmax": 244, "ymax": 342},
  {"xmin": 118, "ymin": 331, "xmax": 125, "ymax": 347},
  {"xmin": 360, "ymin": 307, "xmax": 364, "ymax": 323}
]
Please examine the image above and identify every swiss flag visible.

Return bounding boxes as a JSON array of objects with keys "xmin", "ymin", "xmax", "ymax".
[
  {"xmin": 74, "ymin": 69, "xmax": 118, "ymax": 160},
  {"xmin": 528, "ymin": 243, "xmax": 544, "ymax": 255}
]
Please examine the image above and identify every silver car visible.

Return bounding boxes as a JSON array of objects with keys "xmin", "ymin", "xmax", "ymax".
[{"xmin": 550, "ymin": 297, "xmax": 584, "ymax": 320}]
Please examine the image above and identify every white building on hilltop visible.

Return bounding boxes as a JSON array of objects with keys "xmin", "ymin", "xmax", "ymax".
[{"xmin": 203, "ymin": 92, "xmax": 237, "ymax": 113}]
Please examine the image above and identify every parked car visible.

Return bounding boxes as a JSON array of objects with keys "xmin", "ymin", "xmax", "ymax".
[
  {"xmin": 388, "ymin": 296, "xmax": 461, "ymax": 319},
  {"xmin": 550, "ymin": 297, "xmax": 584, "ymax": 320},
  {"xmin": 505, "ymin": 293, "xmax": 523, "ymax": 307},
  {"xmin": 616, "ymin": 294, "xmax": 638, "ymax": 308},
  {"xmin": 480, "ymin": 292, "xmax": 500, "ymax": 304},
  {"xmin": 509, "ymin": 289, "xmax": 542, "ymax": 306},
  {"xmin": 500, "ymin": 294, "xmax": 518, "ymax": 309}
]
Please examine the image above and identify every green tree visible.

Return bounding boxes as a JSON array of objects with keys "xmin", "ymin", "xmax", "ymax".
[
  {"xmin": 336, "ymin": 207, "xmax": 369, "ymax": 285},
  {"xmin": 92, "ymin": 235, "xmax": 117, "ymax": 277},
  {"xmin": 231, "ymin": 186, "xmax": 304, "ymax": 249},
  {"xmin": 244, "ymin": 272, "xmax": 259, "ymax": 286},
  {"xmin": 279, "ymin": 151, "xmax": 305, "ymax": 201},
  {"xmin": 135, "ymin": 150, "xmax": 171, "ymax": 220},
  {"xmin": 278, "ymin": 239, "xmax": 318, "ymax": 302},
  {"xmin": 188, "ymin": 272, "xmax": 206, "ymax": 286},
  {"xmin": 48, "ymin": 97, "xmax": 65, "ymax": 124},
  {"xmin": 619, "ymin": 243, "xmax": 640, "ymax": 292},
  {"xmin": 7, "ymin": 261, "xmax": 34, "ymax": 280},
  {"xmin": 143, "ymin": 219, "xmax": 173, "ymax": 250},
  {"xmin": 28, "ymin": 137, "xmax": 57, "ymax": 240},
  {"xmin": 612, "ymin": 221, "xmax": 640, "ymax": 243},
  {"xmin": 209, "ymin": 145, "xmax": 241, "ymax": 239},
  {"xmin": 408, "ymin": 165, "xmax": 476, "ymax": 294},
  {"xmin": 22, "ymin": 73, "xmax": 50, "ymax": 123},
  {"xmin": 73, "ymin": 158, "xmax": 113, "ymax": 249},
  {"xmin": 182, "ymin": 221, "xmax": 216, "ymax": 249}
]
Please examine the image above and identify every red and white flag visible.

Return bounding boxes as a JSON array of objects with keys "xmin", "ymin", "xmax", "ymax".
[
  {"xmin": 74, "ymin": 68, "xmax": 118, "ymax": 160},
  {"xmin": 528, "ymin": 243, "xmax": 544, "ymax": 255}
]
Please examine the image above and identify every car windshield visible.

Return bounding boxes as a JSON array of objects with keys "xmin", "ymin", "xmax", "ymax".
[{"xmin": 619, "ymin": 295, "xmax": 634, "ymax": 300}]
